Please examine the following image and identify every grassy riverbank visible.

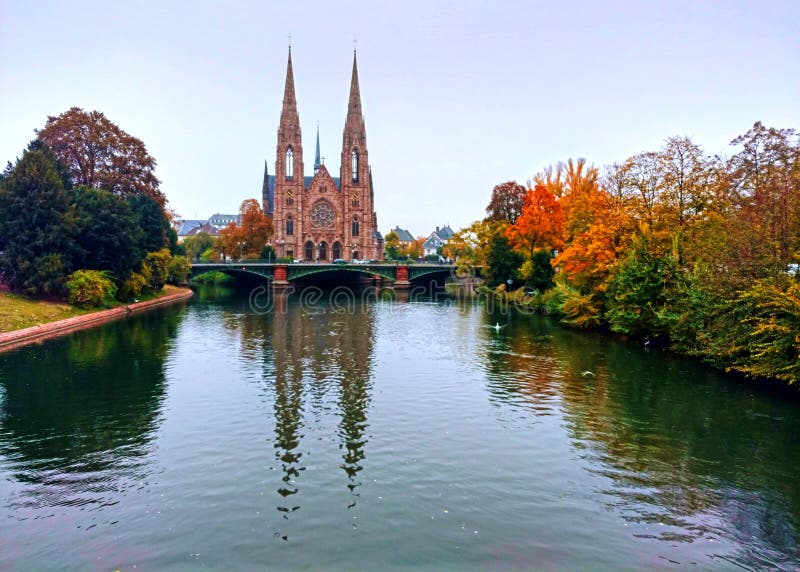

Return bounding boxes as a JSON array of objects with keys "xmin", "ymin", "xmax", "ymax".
[{"xmin": 0, "ymin": 285, "xmax": 186, "ymax": 333}]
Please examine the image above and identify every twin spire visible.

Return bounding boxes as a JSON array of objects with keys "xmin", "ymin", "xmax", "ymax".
[{"xmin": 279, "ymin": 47, "xmax": 364, "ymax": 170}]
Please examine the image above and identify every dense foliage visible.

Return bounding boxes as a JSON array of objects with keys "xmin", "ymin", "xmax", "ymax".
[
  {"xmin": 455, "ymin": 122, "xmax": 800, "ymax": 385},
  {"xmin": 216, "ymin": 199, "xmax": 273, "ymax": 260},
  {"xmin": 0, "ymin": 109, "xmax": 189, "ymax": 306},
  {"xmin": 66, "ymin": 270, "xmax": 118, "ymax": 308},
  {"xmin": 37, "ymin": 107, "xmax": 166, "ymax": 207}
]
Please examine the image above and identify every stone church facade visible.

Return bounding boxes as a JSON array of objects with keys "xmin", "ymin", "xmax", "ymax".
[{"xmin": 262, "ymin": 49, "xmax": 383, "ymax": 262}]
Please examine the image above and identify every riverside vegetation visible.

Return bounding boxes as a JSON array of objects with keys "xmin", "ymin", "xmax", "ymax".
[
  {"xmin": 446, "ymin": 123, "xmax": 800, "ymax": 386},
  {"xmin": 0, "ymin": 108, "xmax": 190, "ymax": 313}
]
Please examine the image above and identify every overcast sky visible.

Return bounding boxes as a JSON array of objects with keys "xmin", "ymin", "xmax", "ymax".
[{"xmin": 1, "ymin": 1, "xmax": 798, "ymax": 236}]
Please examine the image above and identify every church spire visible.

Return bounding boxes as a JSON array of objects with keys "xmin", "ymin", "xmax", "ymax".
[
  {"xmin": 314, "ymin": 122, "xmax": 321, "ymax": 173},
  {"xmin": 281, "ymin": 47, "xmax": 299, "ymax": 124},
  {"xmin": 347, "ymin": 50, "xmax": 362, "ymax": 119}
]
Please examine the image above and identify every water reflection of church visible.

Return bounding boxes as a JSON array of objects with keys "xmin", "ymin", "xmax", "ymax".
[{"xmin": 268, "ymin": 299, "xmax": 375, "ymax": 514}]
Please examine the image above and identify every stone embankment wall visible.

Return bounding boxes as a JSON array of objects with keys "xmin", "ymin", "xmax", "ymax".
[{"xmin": 0, "ymin": 288, "xmax": 193, "ymax": 353}]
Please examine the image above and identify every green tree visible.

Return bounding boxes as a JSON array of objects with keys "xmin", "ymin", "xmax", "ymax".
[
  {"xmin": 260, "ymin": 244, "xmax": 276, "ymax": 261},
  {"xmin": 167, "ymin": 255, "xmax": 191, "ymax": 285},
  {"xmin": 0, "ymin": 147, "xmax": 78, "ymax": 296},
  {"xmin": 384, "ymin": 231, "xmax": 400, "ymax": 260},
  {"xmin": 521, "ymin": 249, "xmax": 555, "ymax": 292},
  {"xmin": 144, "ymin": 248, "xmax": 172, "ymax": 291},
  {"xmin": 72, "ymin": 186, "xmax": 144, "ymax": 282},
  {"xmin": 485, "ymin": 232, "xmax": 523, "ymax": 288},
  {"xmin": 128, "ymin": 194, "xmax": 173, "ymax": 253},
  {"xmin": 604, "ymin": 238, "xmax": 683, "ymax": 337},
  {"xmin": 184, "ymin": 232, "xmax": 215, "ymax": 261}
]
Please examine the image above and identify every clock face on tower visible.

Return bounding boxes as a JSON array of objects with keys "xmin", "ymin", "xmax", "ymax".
[{"xmin": 310, "ymin": 201, "xmax": 335, "ymax": 228}]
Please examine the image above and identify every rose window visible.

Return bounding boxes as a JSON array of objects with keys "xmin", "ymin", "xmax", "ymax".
[{"xmin": 310, "ymin": 201, "xmax": 335, "ymax": 228}]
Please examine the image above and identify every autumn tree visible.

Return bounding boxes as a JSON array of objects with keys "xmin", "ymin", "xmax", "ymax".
[
  {"xmin": 218, "ymin": 199, "xmax": 273, "ymax": 260},
  {"xmin": 658, "ymin": 136, "xmax": 709, "ymax": 232},
  {"xmin": 37, "ymin": 107, "xmax": 166, "ymax": 207},
  {"xmin": 506, "ymin": 185, "xmax": 564, "ymax": 259},
  {"xmin": 553, "ymin": 189, "xmax": 633, "ymax": 292},
  {"xmin": 403, "ymin": 237, "xmax": 425, "ymax": 260},
  {"xmin": 485, "ymin": 181, "xmax": 527, "ymax": 224},
  {"xmin": 443, "ymin": 220, "xmax": 499, "ymax": 266},
  {"xmin": 727, "ymin": 122, "xmax": 800, "ymax": 266}
]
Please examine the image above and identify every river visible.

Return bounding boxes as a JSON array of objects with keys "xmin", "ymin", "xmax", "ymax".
[{"xmin": 0, "ymin": 286, "xmax": 798, "ymax": 570}]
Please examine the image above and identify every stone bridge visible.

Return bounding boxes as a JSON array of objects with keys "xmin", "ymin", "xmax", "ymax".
[{"xmin": 188, "ymin": 262, "xmax": 457, "ymax": 291}]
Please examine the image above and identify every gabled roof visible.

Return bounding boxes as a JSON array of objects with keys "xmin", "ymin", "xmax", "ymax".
[
  {"xmin": 177, "ymin": 220, "xmax": 205, "ymax": 236},
  {"xmin": 391, "ymin": 227, "xmax": 415, "ymax": 242},
  {"xmin": 187, "ymin": 223, "xmax": 219, "ymax": 237},
  {"xmin": 423, "ymin": 236, "xmax": 441, "ymax": 249},
  {"xmin": 437, "ymin": 225, "xmax": 455, "ymax": 239}
]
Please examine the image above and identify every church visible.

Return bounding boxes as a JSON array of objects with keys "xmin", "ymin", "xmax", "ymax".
[{"xmin": 262, "ymin": 48, "xmax": 383, "ymax": 262}]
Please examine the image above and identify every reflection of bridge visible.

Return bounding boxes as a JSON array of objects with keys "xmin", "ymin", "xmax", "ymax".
[{"xmin": 189, "ymin": 262, "xmax": 456, "ymax": 291}]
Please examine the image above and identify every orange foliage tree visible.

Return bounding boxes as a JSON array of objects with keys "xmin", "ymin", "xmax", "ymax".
[
  {"xmin": 37, "ymin": 107, "xmax": 166, "ymax": 207},
  {"xmin": 505, "ymin": 185, "xmax": 564, "ymax": 259},
  {"xmin": 554, "ymin": 190, "xmax": 633, "ymax": 291},
  {"xmin": 218, "ymin": 199, "xmax": 273, "ymax": 260}
]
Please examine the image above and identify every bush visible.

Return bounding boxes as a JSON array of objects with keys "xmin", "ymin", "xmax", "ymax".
[
  {"xmin": 145, "ymin": 248, "xmax": 172, "ymax": 290},
  {"xmin": 260, "ymin": 245, "xmax": 276, "ymax": 261},
  {"xmin": 66, "ymin": 270, "xmax": 117, "ymax": 308},
  {"xmin": 168, "ymin": 255, "xmax": 191, "ymax": 284},
  {"xmin": 734, "ymin": 278, "xmax": 800, "ymax": 384},
  {"xmin": 118, "ymin": 271, "xmax": 148, "ymax": 301},
  {"xmin": 559, "ymin": 283, "xmax": 603, "ymax": 329},
  {"xmin": 542, "ymin": 283, "xmax": 566, "ymax": 316}
]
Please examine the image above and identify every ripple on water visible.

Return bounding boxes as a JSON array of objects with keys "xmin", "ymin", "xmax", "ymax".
[{"xmin": 0, "ymin": 294, "xmax": 798, "ymax": 570}]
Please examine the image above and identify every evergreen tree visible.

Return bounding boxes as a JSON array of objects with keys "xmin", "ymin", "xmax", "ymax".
[
  {"xmin": 128, "ymin": 194, "xmax": 172, "ymax": 253},
  {"xmin": 72, "ymin": 187, "xmax": 145, "ymax": 282},
  {"xmin": 485, "ymin": 232, "xmax": 523, "ymax": 288},
  {"xmin": 0, "ymin": 148, "xmax": 78, "ymax": 296}
]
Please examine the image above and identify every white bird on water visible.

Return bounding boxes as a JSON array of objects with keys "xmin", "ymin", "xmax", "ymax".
[{"xmin": 581, "ymin": 371, "xmax": 595, "ymax": 377}]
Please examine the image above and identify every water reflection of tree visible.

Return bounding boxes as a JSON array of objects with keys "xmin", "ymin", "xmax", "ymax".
[
  {"xmin": 512, "ymin": 312, "xmax": 800, "ymax": 562},
  {"xmin": 480, "ymin": 311, "xmax": 562, "ymax": 410},
  {"xmin": 0, "ymin": 308, "xmax": 183, "ymax": 510},
  {"xmin": 485, "ymin": 310, "xmax": 800, "ymax": 567}
]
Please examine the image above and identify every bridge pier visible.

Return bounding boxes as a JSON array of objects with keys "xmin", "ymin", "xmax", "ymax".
[
  {"xmin": 393, "ymin": 265, "xmax": 411, "ymax": 290},
  {"xmin": 272, "ymin": 264, "xmax": 290, "ymax": 292}
]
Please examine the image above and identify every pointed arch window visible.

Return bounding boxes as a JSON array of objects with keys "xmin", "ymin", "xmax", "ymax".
[
  {"xmin": 286, "ymin": 215, "xmax": 294, "ymax": 236},
  {"xmin": 351, "ymin": 149, "xmax": 359, "ymax": 183},
  {"xmin": 351, "ymin": 215, "xmax": 360, "ymax": 237},
  {"xmin": 285, "ymin": 147, "xmax": 294, "ymax": 181}
]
